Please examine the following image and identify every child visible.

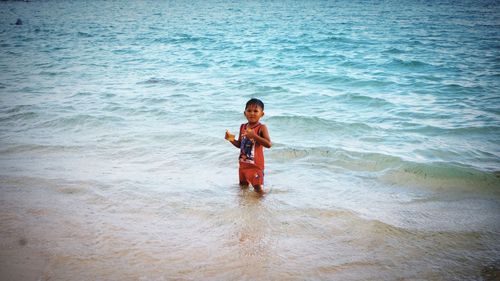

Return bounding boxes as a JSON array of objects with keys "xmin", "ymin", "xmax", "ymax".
[{"xmin": 225, "ymin": 98, "xmax": 272, "ymax": 194}]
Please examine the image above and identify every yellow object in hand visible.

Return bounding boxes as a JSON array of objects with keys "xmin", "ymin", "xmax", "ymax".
[
  {"xmin": 226, "ymin": 130, "xmax": 235, "ymax": 142},
  {"xmin": 246, "ymin": 127, "xmax": 254, "ymax": 138}
]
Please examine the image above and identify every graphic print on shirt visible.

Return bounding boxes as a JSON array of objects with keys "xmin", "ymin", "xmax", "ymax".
[{"xmin": 240, "ymin": 135, "xmax": 255, "ymax": 164}]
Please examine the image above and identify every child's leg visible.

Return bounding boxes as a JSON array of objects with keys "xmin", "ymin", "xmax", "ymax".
[
  {"xmin": 253, "ymin": 185, "xmax": 265, "ymax": 194},
  {"xmin": 250, "ymin": 169, "xmax": 264, "ymax": 194},
  {"xmin": 240, "ymin": 168, "xmax": 264, "ymax": 193},
  {"xmin": 239, "ymin": 169, "xmax": 249, "ymax": 188}
]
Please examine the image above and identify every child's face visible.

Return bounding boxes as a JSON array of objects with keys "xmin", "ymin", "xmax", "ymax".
[{"xmin": 244, "ymin": 104, "xmax": 264, "ymax": 124}]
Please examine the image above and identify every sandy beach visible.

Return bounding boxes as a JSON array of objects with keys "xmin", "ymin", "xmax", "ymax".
[{"xmin": 2, "ymin": 175, "xmax": 499, "ymax": 280}]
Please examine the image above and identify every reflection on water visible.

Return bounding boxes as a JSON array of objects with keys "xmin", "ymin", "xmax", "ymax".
[
  {"xmin": 237, "ymin": 187, "xmax": 267, "ymax": 246},
  {"xmin": 235, "ymin": 186, "xmax": 273, "ymax": 275}
]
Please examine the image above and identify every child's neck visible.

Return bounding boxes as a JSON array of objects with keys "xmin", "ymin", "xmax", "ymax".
[{"xmin": 247, "ymin": 121, "xmax": 260, "ymax": 127}]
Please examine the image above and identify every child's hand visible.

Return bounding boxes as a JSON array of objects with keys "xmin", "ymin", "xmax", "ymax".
[
  {"xmin": 225, "ymin": 130, "xmax": 235, "ymax": 142},
  {"xmin": 246, "ymin": 127, "xmax": 255, "ymax": 139}
]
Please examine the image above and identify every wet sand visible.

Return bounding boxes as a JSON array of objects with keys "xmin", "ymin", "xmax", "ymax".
[{"xmin": 1, "ymin": 176, "xmax": 499, "ymax": 281}]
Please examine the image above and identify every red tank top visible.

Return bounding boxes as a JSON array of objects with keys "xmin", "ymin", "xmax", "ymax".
[{"xmin": 238, "ymin": 123, "xmax": 265, "ymax": 170}]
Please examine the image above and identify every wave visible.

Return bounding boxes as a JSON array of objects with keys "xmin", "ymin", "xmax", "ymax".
[
  {"xmin": 69, "ymin": 92, "xmax": 94, "ymax": 98},
  {"xmin": 269, "ymin": 146, "xmax": 500, "ymax": 192},
  {"xmin": 383, "ymin": 47, "xmax": 405, "ymax": 54},
  {"xmin": 436, "ymin": 82, "xmax": 483, "ymax": 94},
  {"xmin": 137, "ymin": 78, "xmax": 178, "ymax": 86},
  {"xmin": 77, "ymin": 32, "xmax": 93, "ymax": 38},
  {"xmin": 0, "ymin": 144, "xmax": 85, "ymax": 155},
  {"xmin": 333, "ymin": 93, "xmax": 395, "ymax": 107},
  {"xmin": 297, "ymin": 73, "xmax": 395, "ymax": 89},
  {"xmin": 254, "ymin": 85, "xmax": 289, "ymax": 94},
  {"xmin": 266, "ymin": 115, "xmax": 374, "ymax": 133},
  {"xmin": 36, "ymin": 114, "xmax": 125, "ymax": 129},
  {"xmin": 136, "ymin": 77, "xmax": 201, "ymax": 88},
  {"xmin": 0, "ymin": 111, "xmax": 38, "ymax": 123},
  {"xmin": 269, "ymin": 146, "xmax": 400, "ymax": 171},
  {"xmin": 0, "ymin": 105, "xmax": 39, "ymax": 123},
  {"xmin": 313, "ymin": 36, "xmax": 371, "ymax": 46},
  {"xmin": 231, "ymin": 59, "xmax": 260, "ymax": 68},
  {"xmin": 388, "ymin": 58, "xmax": 433, "ymax": 69},
  {"xmin": 394, "ymin": 124, "xmax": 500, "ymax": 136},
  {"xmin": 381, "ymin": 162, "xmax": 500, "ymax": 192},
  {"xmin": 112, "ymin": 48, "xmax": 140, "ymax": 55},
  {"xmin": 38, "ymin": 70, "xmax": 66, "ymax": 77},
  {"xmin": 153, "ymin": 33, "xmax": 215, "ymax": 44},
  {"xmin": 288, "ymin": 45, "xmax": 315, "ymax": 53},
  {"xmin": 137, "ymin": 97, "xmax": 169, "ymax": 105},
  {"xmin": 1, "ymin": 104, "xmax": 38, "ymax": 114},
  {"xmin": 297, "ymin": 73, "xmax": 351, "ymax": 85}
]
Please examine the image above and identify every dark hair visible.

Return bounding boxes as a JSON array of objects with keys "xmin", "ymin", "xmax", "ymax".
[{"xmin": 245, "ymin": 98, "xmax": 264, "ymax": 110}]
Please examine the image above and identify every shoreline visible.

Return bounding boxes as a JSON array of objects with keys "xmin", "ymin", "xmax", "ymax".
[{"xmin": 1, "ymin": 176, "xmax": 499, "ymax": 280}]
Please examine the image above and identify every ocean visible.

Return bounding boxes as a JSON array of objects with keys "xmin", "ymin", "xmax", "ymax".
[{"xmin": 1, "ymin": 0, "xmax": 499, "ymax": 280}]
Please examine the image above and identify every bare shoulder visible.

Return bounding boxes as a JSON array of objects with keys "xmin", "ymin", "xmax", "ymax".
[{"xmin": 259, "ymin": 123, "xmax": 270, "ymax": 134}]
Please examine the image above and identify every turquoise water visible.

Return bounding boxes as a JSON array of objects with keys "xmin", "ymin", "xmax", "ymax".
[{"xmin": 1, "ymin": 0, "xmax": 499, "ymax": 280}]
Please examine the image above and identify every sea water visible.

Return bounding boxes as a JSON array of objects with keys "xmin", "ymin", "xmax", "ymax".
[{"xmin": 0, "ymin": 0, "xmax": 499, "ymax": 280}]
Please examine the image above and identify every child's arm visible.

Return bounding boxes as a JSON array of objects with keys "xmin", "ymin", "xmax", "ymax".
[
  {"xmin": 229, "ymin": 139, "xmax": 241, "ymax": 148},
  {"xmin": 225, "ymin": 130, "xmax": 241, "ymax": 148},
  {"xmin": 247, "ymin": 125, "xmax": 272, "ymax": 148}
]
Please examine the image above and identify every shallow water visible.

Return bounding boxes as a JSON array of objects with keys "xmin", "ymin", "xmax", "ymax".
[{"xmin": 1, "ymin": 0, "xmax": 499, "ymax": 280}]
